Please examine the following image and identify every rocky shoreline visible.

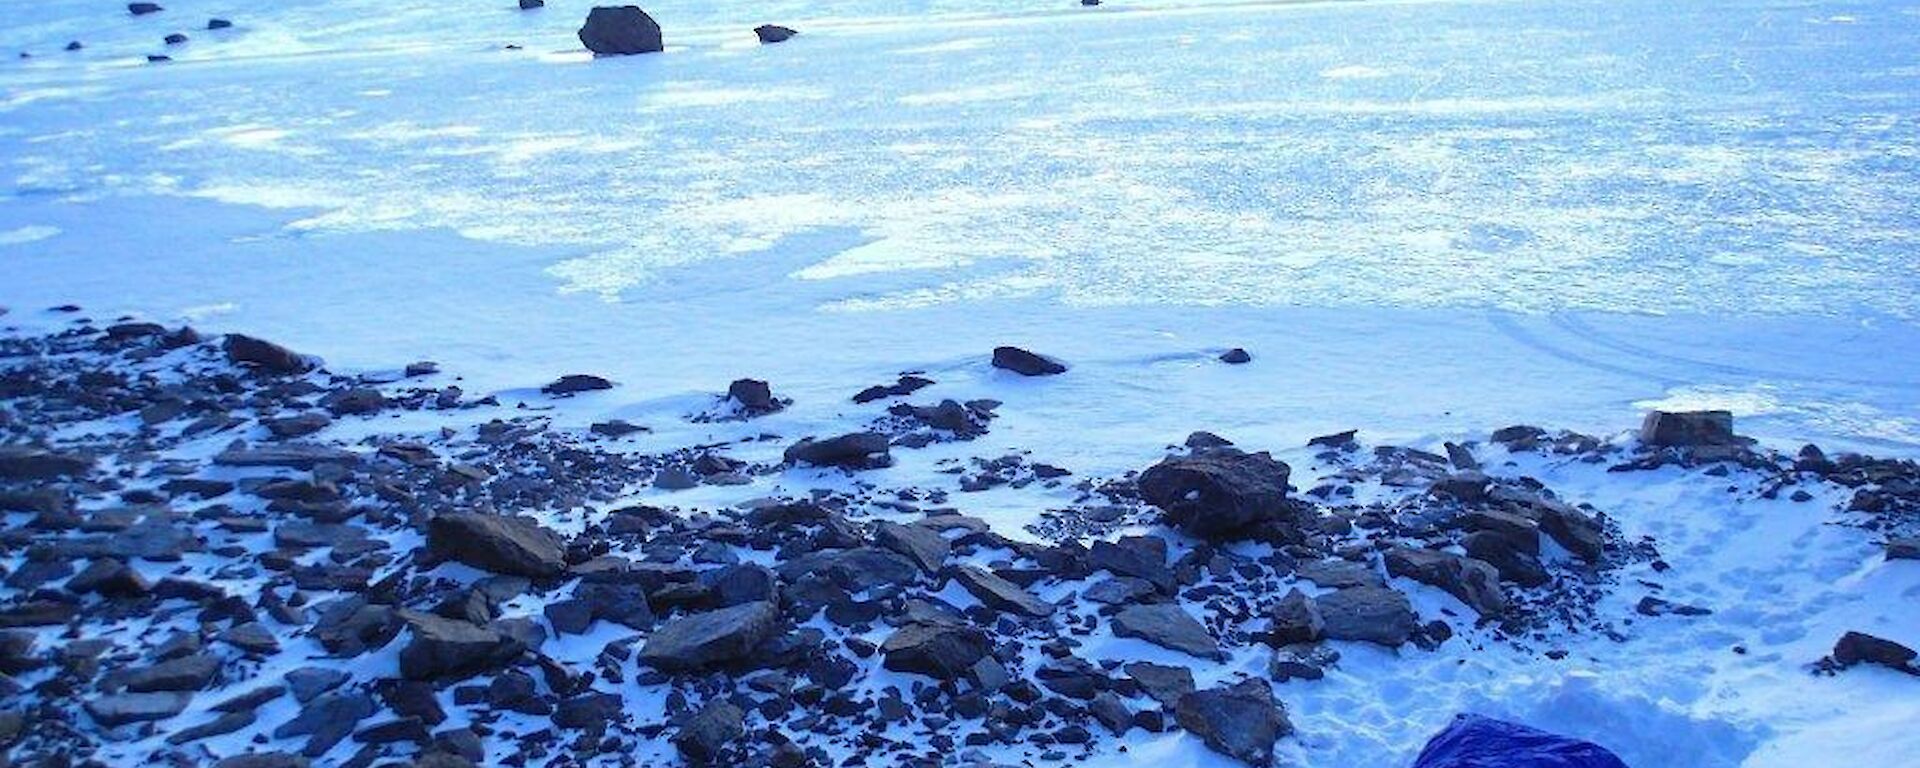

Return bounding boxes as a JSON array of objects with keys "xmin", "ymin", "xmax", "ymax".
[{"xmin": 1, "ymin": 309, "xmax": 1916, "ymax": 767}]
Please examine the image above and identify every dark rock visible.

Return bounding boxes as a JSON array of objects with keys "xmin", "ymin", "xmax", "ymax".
[
  {"xmin": 578, "ymin": 6, "xmax": 663, "ymax": 56},
  {"xmin": 207, "ymin": 17, "xmax": 233, "ymax": 29},
  {"xmin": 1089, "ymin": 691, "xmax": 1133, "ymax": 735},
  {"xmin": 265, "ymin": 412, "xmax": 332, "ymax": 439},
  {"xmin": 520, "ymin": 0, "xmax": 545, "ymax": 8},
  {"xmin": 1138, "ymin": 448, "xmax": 1302, "ymax": 540},
  {"xmin": 87, "ymin": 692, "xmax": 191, "ymax": 726},
  {"xmin": 214, "ymin": 443, "xmax": 357, "ymax": 469},
  {"xmin": 1173, "ymin": 679, "xmax": 1291, "ymax": 766},
  {"xmin": 553, "ymin": 692, "xmax": 623, "ymax": 729},
  {"xmin": 0, "ymin": 445, "xmax": 93, "ymax": 480},
  {"xmin": 212, "ymin": 755, "xmax": 309, "ymax": 768},
  {"xmin": 542, "ymin": 374, "xmax": 614, "ymax": 396},
  {"xmin": 168, "ymin": 710, "xmax": 255, "ymax": 745},
  {"xmin": 952, "ymin": 565, "xmax": 1053, "ymax": 618},
  {"xmin": 754, "ymin": 24, "xmax": 797, "ymax": 44},
  {"xmin": 727, "ymin": 378, "xmax": 780, "ymax": 412},
  {"xmin": 1112, "ymin": 603, "xmax": 1223, "ymax": 660},
  {"xmin": 124, "ymin": 654, "xmax": 219, "ymax": 692},
  {"xmin": 165, "ymin": 33, "xmax": 188, "ymax": 44},
  {"xmin": 775, "ymin": 547, "xmax": 920, "ymax": 592},
  {"xmin": 1315, "ymin": 585, "xmax": 1417, "ymax": 646},
  {"xmin": 129, "ymin": 3, "xmax": 163, "ymax": 15},
  {"xmin": 1307, "ymin": 429, "xmax": 1358, "ymax": 448},
  {"xmin": 637, "ymin": 601, "xmax": 779, "ymax": 672},
  {"xmin": 397, "ymin": 611, "xmax": 525, "ymax": 681},
  {"xmin": 1268, "ymin": 588, "xmax": 1324, "ymax": 645},
  {"xmin": 224, "ymin": 334, "xmax": 312, "ymax": 375},
  {"xmin": 287, "ymin": 667, "xmax": 349, "ymax": 703},
  {"xmin": 991, "ymin": 346, "xmax": 1066, "ymax": 376},
  {"xmin": 1885, "ymin": 538, "xmax": 1919, "ymax": 561},
  {"xmin": 1384, "ymin": 547, "xmax": 1507, "ymax": 617},
  {"xmin": 1219, "ymin": 348, "xmax": 1251, "ymax": 364},
  {"xmin": 784, "ymin": 432, "xmax": 892, "ymax": 470},
  {"xmin": 1832, "ymin": 631, "xmax": 1916, "ymax": 672},
  {"xmin": 427, "ymin": 512, "xmax": 566, "ymax": 577},
  {"xmin": 874, "ymin": 521, "xmax": 950, "ymax": 573},
  {"xmin": 321, "ymin": 387, "xmax": 385, "ymax": 416},
  {"xmin": 674, "ymin": 700, "xmax": 744, "ymax": 762},
  {"xmin": 1462, "ymin": 531, "xmax": 1548, "ymax": 588},
  {"xmin": 880, "ymin": 623, "xmax": 991, "ymax": 680},
  {"xmin": 1269, "ymin": 643, "xmax": 1339, "ymax": 682},
  {"xmin": 272, "ymin": 690, "xmax": 374, "ymax": 757},
  {"xmin": 1640, "ymin": 410, "xmax": 1739, "ymax": 447},
  {"xmin": 1535, "ymin": 503, "xmax": 1604, "ymax": 562},
  {"xmin": 66, "ymin": 557, "xmax": 149, "ymax": 597}
]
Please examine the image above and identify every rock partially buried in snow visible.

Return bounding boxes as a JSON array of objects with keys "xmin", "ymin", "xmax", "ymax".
[
  {"xmin": 1639, "ymin": 409, "xmax": 1739, "ymax": 447},
  {"xmin": 426, "ymin": 512, "xmax": 566, "ymax": 577},
  {"xmin": 224, "ymin": 334, "xmax": 313, "ymax": 375},
  {"xmin": 991, "ymin": 346, "xmax": 1067, "ymax": 376},
  {"xmin": 1384, "ymin": 546, "xmax": 1508, "ymax": 618},
  {"xmin": 1173, "ymin": 679, "xmax": 1291, "ymax": 766},
  {"xmin": 207, "ymin": 18, "xmax": 232, "ymax": 29},
  {"xmin": 755, "ymin": 24, "xmax": 797, "ymax": 43},
  {"xmin": 1830, "ymin": 631, "xmax": 1917, "ymax": 673},
  {"xmin": 726, "ymin": 378, "xmax": 783, "ymax": 414},
  {"xmin": 1112, "ymin": 602, "xmax": 1224, "ymax": 660},
  {"xmin": 784, "ymin": 431, "xmax": 892, "ymax": 470},
  {"xmin": 1138, "ymin": 447, "xmax": 1305, "ymax": 541},
  {"xmin": 129, "ymin": 2, "xmax": 163, "ymax": 15},
  {"xmin": 520, "ymin": 0, "xmax": 545, "ymax": 8},
  {"xmin": 638, "ymin": 601, "xmax": 779, "ymax": 672},
  {"xmin": 1219, "ymin": 347, "xmax": 1252, "ymax": 364},
  {"xmin": 578, "ymin": 6, "xmax": 664, "ymax": 55},
  {"xmin": 541, "ymin": 374, "xmax": 613, "ymax": 395}
]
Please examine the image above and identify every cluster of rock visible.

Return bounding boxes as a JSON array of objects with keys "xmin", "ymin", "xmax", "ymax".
[
  {"xmin": 578, "ymin": 6, "xmax": 800, "ymax": 56},
  {"xmin": 1, "ymin": 312, "xmax": 1913, "ymax": 767}
]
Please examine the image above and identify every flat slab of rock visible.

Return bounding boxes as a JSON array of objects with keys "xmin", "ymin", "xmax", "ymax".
[
  {"xmin": 1112, "ymin": 603, "xmax": 1224, "ymax": 660},
  {"xmin": 874, "ymin": 521, "xmax": 950, "ymax": 573},
  {"xmin": 754, "ymin": 24, "xmax": 796, "ymax": 43},
  {"xmin": 541, "ymin": 374, "xmax": 614, "ymax": 395},
  {"xmin": 638, "ymin": 601, "xmax": 779, "ymax": 672},
  {"xmin": 427, "ymin": 512, "xmax": 566, "ymax": 577},
  {"xmin": 0, "ymin": 446, "xmax": 92, "ymax": 480},
  {"xmin": 1315, "ymin": 585, "xmax": 1417, "ymax": 646},
  {"xmin": 87, "ymin": 691, "xmax": 191, "ymax": 726},
  {"xmin": 953, "ymin": 565, "xmax": 1054, "ymax": 618},
  {"xmin": 214, "ymin": 443, "xmax": 358, "ymax": 470}
]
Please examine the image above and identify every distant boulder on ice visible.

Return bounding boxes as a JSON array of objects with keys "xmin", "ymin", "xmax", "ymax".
[
  {"xmin": 991, "ymin": 345, "xmax": 1066, "ymax": 376},
  {"xmin": 1639, "ymin": 409, "xmax": 1741, "ymax": 447},
  {"xmin": 578, "ymin": 6, "xmax": 663, "ymax": 56},
  {"xmin": 128, "ymin": 2, "xmax": 163, "ymax": 16},
  {"xmin": 519, "ymin": 0, "xmax": 545, "ymax": 9},
  {"xmin": 755, "ymin": 25, "xmax": 797, "ymax": 44}
]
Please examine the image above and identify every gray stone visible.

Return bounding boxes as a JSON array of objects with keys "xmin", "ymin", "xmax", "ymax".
[
  {"xmin": 952, "ymin": 565, "xmax": 1053, "ymax": 618},
  {"xmin": 1112, "ymin": 603, "xmax": 1223, "ymax": 660},
  {"xmin": 1173, "ymin": 679, "xmax": 1291, "ymax": 766},
  {"xmin": 1138, "ymin": 448, "xmax": 1305, "ymax": 540},
  {"xmin": 1385, "ymin": 547, "xmax": 1507, "ymax": 617},
  {"xmin": 1315, "ymin": 585, "xmax": 1417, "ymax": 647},
  {"xmin": 427, "ymin": 512, "xmax": 566, "ymax": 578},
  {"xmin": 578, "ymin": 6, "xmax": 663, "ymax": 55},
  {"xmin": 638, "ymin": 601, "xmax": 779, "ymax": 672}
]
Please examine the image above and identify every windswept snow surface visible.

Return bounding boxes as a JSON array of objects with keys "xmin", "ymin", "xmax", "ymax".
[{"xmin": 3, "ymin": 0, "xmax": 1919, "ymax": 766}]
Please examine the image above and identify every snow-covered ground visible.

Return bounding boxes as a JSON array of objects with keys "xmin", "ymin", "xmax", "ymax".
[{"xmin": 4, "ymin": 0, "xmax": 1920, "ymax": 766}]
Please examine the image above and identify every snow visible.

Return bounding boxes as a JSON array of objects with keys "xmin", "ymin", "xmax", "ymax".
[{"xmin": 4, "ymin": 0, "xmax": 1920, "ymax": 766}]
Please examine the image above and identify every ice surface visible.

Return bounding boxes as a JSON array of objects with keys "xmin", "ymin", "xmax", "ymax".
[{"xmin": 3, "ymin": 0, "xmax": 1920, "ymax": 766}]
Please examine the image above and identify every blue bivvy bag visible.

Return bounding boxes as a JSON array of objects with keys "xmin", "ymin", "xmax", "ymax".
[{"xmin": 1411, "ymin": 714, "xmax": 1629, "ymax": 768}]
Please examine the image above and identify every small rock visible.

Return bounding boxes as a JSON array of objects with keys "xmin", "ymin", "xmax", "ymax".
[
  {"xmin": 129, "ymin": 2, "xmax": 164, "ymax": 15},
  {"xmin": 1112, "ymin": 603, "xmax": 1224, "ymax": 660},
  {"xmin": 754, "ymin": 24, "xmax": 797, "ymax": 43},
  {"xmin": 542, "ymin": 374, "xmax": 613, "ymax": 395},
  {"xmin": 1219, "ymin": 348, "xmax": 1251, "ymax": 364}
]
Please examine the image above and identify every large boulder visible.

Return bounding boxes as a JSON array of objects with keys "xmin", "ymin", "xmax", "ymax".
[
  {"xmin": 880, "ymin": 622, "xmax": 991, "ymax": 680},
  {"xmin": 1315, "ymin": 585, "xmax": 1417, "ymax": 646},
  {"xmin": 1138, "ymin": 448, "xmax": 1302, "ymax": 540},
  {"xmin": 991, "ymin": 346, "xmax": 1066, "ymax": 376},
  {"xmin": 1112, "ymin": 603, "xmax": 1224, "ymax": 660},
  {"xmin": 86, "ymin": 692, "xmax": 190, "ymax": 726},
  {"xmin": 427, "ymin": 512, "xmax": 566, "ymax": 577},
  {"xmin": 1411, "ymin": 714, "xmax": 1626, "ymax": 768},
  {"xmin": 1173, "ymin": 679, "xmax": 1292, "ymax": 766},
  {"xmin": 637, "ymin": 601, "xmax": 779, "ymax": 672},
  {"xmin": 397, "ymin": 611, "xmax": 525, "ymax": 680},
  {"xmin": 578, "ymin": 6, "xmax": 663, "ymax": 55},
  {"xmin": 784, "ymin": 432, "xmax": 892, "ymax": 470},
  {"xmin": 1384, "ymin": 547, "xmax": 1507, "ymax": 617},
  {"xmin": 224, "ymin": 334, "xmax": 312, "ymax": 375},
  {"xmin": 673, "ymin": 700, "xmax": 745, "ymax": 762},
  {"xmin": 1831, "ymin": 631, "xmax": 1917, "ymax": 673},
  {"xmin": 1639, "ymin": 410, "xmax": 1738, "ymax": 447}
]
